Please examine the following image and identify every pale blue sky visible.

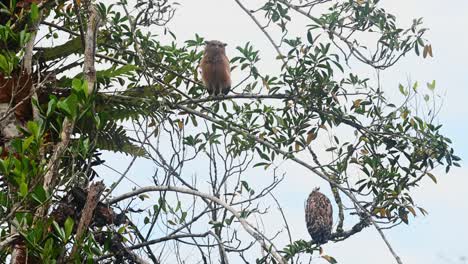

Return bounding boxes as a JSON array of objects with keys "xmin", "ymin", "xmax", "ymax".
[{"xmin": 98, "ymin": 1, "xmax": 468, "ymax": 263}]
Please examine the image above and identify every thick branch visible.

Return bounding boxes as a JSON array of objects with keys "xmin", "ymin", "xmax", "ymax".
[
  {"xmin": 42, "ymin": 3, "xmax": 100, "ymax": 194},
  {"xmin": 70, "ymin": 182, "xmax": 105, "ymax": 258}
]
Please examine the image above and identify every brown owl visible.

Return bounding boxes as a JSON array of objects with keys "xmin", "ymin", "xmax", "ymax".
[
  {"xmin": 200, "ymin": 40, "xmax": 231, "ymax": 96},
  {"xmin": 305, "ymin": 188, "xmax": 333, "ymax": 244}
]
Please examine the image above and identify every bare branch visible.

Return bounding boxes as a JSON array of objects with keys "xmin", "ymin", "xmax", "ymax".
[
  {"xmin": 175, "ymin": 104, "xmax": 404, "ymax": 264},
  {"xmin": 234, "ymin": 0, "xmax": 286, "ymax": 64},
  {"xmin": 0, "ymin": 234, "xmax": 19, "ymax": 252},
  {"xmin": 109, "ymin": 185, "xmax": 286, "ymax": 264},
  {"xmin": 70, "ymin": 181, "xmax": 105, "ymax": 258}
]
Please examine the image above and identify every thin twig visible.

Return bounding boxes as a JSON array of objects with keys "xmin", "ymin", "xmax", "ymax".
[
  {"xmin": 109, "ymin": 186, "xmax": 286, "ymax": 264},
  {"xmin": 234, "ymin": 0, "xmax": 286, "ymax": 64},
  {"xmin": 0, "ymin": 234, "xmax": 19, "ymax": 251},
  {"xmin": 176, "ymin": 104, "xmax": 404, "ymax": 264}
]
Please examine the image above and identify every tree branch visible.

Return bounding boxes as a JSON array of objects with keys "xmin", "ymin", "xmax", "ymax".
[
  {"xmin": 234, "ymin": 0, "xmax": 286, "ymax": 64},
  {"xmin": 69, "ymin": 181, "xmax": 105, "ymax": 258},
  {"xmin": 175, "ymin": 104, "xmax": 404, "ymax": 264},
  {"xmin": 109, "ymin": 185, "xmax": 286, "ymax": 264}
]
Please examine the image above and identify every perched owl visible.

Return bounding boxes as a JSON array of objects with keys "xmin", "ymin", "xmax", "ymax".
[
  {"xmin": 305, "ymin": 188, "xmax": 333, "ymax": 244},
  {"xmin": 200, "ymin": 40, "xmax": 231, "ymax": 96}
]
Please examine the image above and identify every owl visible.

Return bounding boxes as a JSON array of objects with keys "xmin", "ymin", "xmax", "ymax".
[
  {"xmin": 305, "ymin": 188, "xmax": 333, "ymax": 244},
  {"xmin": 200, "ymin": 40, "xmax": 231, "ymax": 96}
]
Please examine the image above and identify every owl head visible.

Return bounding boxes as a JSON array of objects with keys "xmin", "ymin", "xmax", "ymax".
[{"xmin": 204, "ymin": 40, "xmax": 227, "ymax": 54}]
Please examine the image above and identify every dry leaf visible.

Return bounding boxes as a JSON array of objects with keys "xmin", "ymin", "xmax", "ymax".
[
  {"xmin": 426, "ymin": 172, "xmax": 437, "ymax": 183},
  {"xmin": 306, "ymin": 132, "xmax": 317, "ymax": 145},
  {"xmin": 322, "ymin": 255, "xmax": 338, "ymax": 264},
  {"xmin": 295, "ymin": 142, "xmax": 301, "ymax": 152},
  {"xmin": 353, "ymin": 99, "xmax": 362, "ymax": 108},
  {"xmin": 177, "ymin": 119, "xmax": 184, "ymax": 130},
  {"xmin": 407, "ymin": 206, "xmax": 417, "ymax": 217}
]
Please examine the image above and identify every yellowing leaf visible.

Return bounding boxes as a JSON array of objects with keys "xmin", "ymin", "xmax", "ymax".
[
  {"xmin": 353, "ymin": 99, "xmax": 362, "ymax": 108},
  {"xmin": 295, "ymin": 142, "xmax": 301, "ymax": 152},
  {"xmin": 259, "ymin": 133, "xmax": 266, "ymax": 140},
  {"xmin": 276, "ymin": 54, "xmax": 286, "ymax": 60},
  {"xmin": 400, "ymin": 110, "xmax": 409, "ymax": 119},
  {"xmin": 322, "ymin": 255, "xmax": 338, "ymax": 264},
  {"xmin": 379, "ymin": 208, "xmax": 386, "ymax": 217},
  {"xmin": 427, "ymin": 80, "xmax": 436, "ymax": 91},
  {"xmin": 407, "ymin": 206, "xmax": 417, "ymax": 217},
  {"xmin": 426, "ymin": 172, "xmax": 437, "ymax": 183},
  {"xmin": 428, "ymin": 44, "xmax": 433, "ymax": 57},
  {"xmin": 262, "ymin": 79, "xmax": 270, "ymax": 90},
  {"xmin": 306, "ymin": 132, "xmax": 317, "ymax": 145},
  {"xmin": 423, "ymin": 45, "xmax": 429, "ymax": 58},
  {"xmin": 177, "ymin": 119, "xmax": 184, "ymax": 130}
]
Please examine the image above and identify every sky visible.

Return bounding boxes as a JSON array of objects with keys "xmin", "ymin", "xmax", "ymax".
[{"xmin": 97, "ymin": 1, "xmax": 468, "ymax": 263}]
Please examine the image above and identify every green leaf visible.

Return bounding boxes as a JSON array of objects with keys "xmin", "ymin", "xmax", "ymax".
[
  {"xmin": 30, "ymin": 3, "xmax": 39, "ymax": 22},
  {"xmin": 426, "ymin": 80, "xmax": 436, "ymax": 91},
  {"xmin": 412, "ymin": 81, "xmax": 418, "ymax": 92},
  {"xmin": 64, "ymin": 217, "xmax": 74, "ymax": 241},
  {"xmin": 27, "ymin": 121, "xmax": 40, "ymax": 140},
  {"xmin": 19, "ymin": 182, "xmax": 28, "ymax": 197},
  {"xmin": 52, "ymin": 221, "xmax": 66, "ymax": 242},
  {"xmin": 180, "ymin": 211, "xmax": 187, "ymax": 223},
  {"xmin": 46, "ymin": 98, "xmax": 57, "ymax": 117},
  {"xmin": 138, "ymin": 194, "xmax": 150, "ymax": 201},
  {"xmin": 22, "ymin": 136, "xmax": 34, "ymax": 151},
  {"xmin": 57, "ymin": 94, "xmax": 78, "ymax": 118},
  {"xmin": 307, "ymin": 30, "xmax": 313, "ymax": 44},
  {"xmin": 31, "ymin": 185, "xmax": 48, "ymax": 204},
  {"xmin": 398, "ymin": 84, "xmax": 407, "ymax": 96},
  {"xmin": 97, "ymin": 65, "xmax": 138, "ymax": 83},
  {"xmin": 19, "ymin": 30, "xmax": 30, "ymax": 48}
]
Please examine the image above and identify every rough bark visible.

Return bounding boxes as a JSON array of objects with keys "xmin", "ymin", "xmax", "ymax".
[{"xmin": 69, "ymin": 181, "xmax": 105, "ymax": 258}]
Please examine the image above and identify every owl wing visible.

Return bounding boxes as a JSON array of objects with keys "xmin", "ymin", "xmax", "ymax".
[
  {"xmin": 221, "ymin": 55, "xmax": 231, "ymax": 95},
  {"xmin": 200, "ymin": 57, "xmax": 214, "ymax": 95}
]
